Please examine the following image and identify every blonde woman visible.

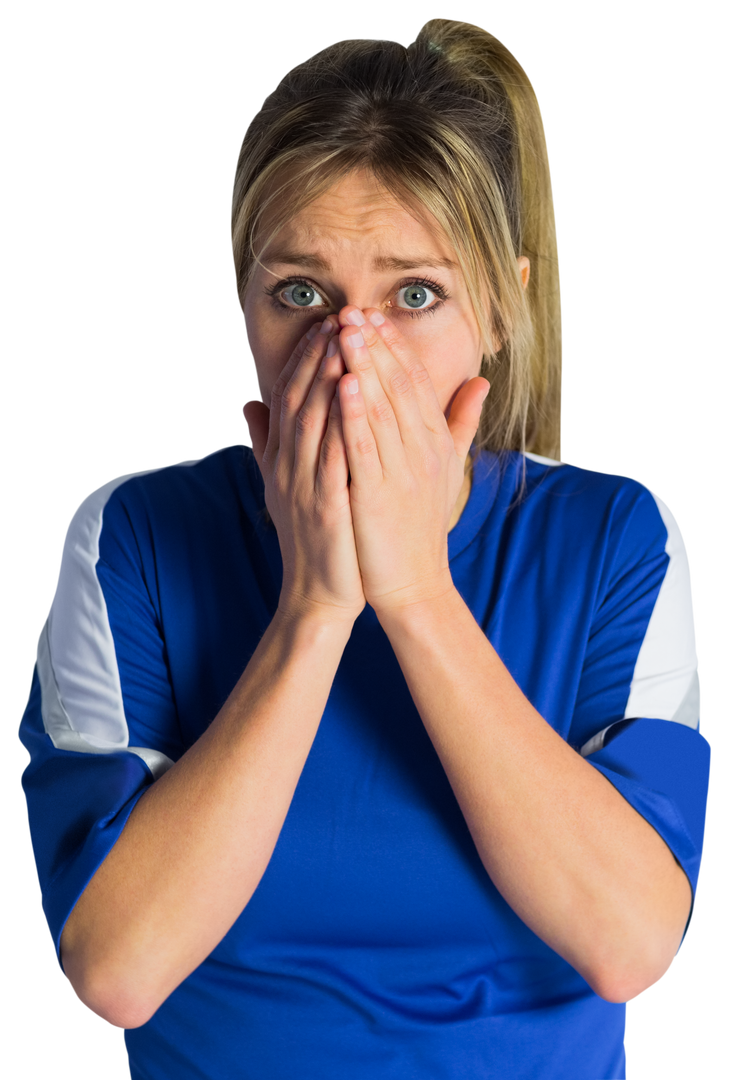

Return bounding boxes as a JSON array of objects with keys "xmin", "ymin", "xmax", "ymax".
[{"xmin": 21, "ymin": 20, "xmax": 709, "ymax": 1080}]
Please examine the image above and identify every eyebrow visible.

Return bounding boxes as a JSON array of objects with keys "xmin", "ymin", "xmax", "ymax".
[{"xmin": 263, "ymin": 250, "xmax": 459, "ymax": 272}]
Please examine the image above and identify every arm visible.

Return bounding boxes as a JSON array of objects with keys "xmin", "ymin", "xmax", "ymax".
[
  {"xmin": 375, "ymin": 591, "xmax": 692, "ymax": 1002},
  {"xmin": 61, "ymin": 605, "xmax": 354, "ymax": 1029}
]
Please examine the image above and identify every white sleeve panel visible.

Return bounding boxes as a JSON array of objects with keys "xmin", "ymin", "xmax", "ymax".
[
  {"xmin": 41, "ymin": 472, "xmax": 174, "ymax": 780},
  {"xmin": 623, "ymin": 493, "xmax": 699, "ymax": 728},
  {"xmin": 581, "ymin": 492, "xmax": 699, "ymax": 758}
]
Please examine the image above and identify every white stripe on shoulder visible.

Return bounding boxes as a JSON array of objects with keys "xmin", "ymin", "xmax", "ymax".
[
  {"xmin": 39, "ymin": 465, "xmax": 196, "ymax": 779},
  {"xmin": 581, "ymin": 492, "xmax": 699, "ymax": 757},
  {"xmin": 524, "ymin": 452, "xmax": 563, "ymax": 467}
]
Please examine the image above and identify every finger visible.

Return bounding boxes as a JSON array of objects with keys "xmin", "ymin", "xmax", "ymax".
[
  {"xmin": 294, "ymin": 338, "xmax": 347, "ymax": 484},
  {"xmin": 265, "ymin": 321, "xmax": 322, "ymax": 465},
  {"xmin": 338, "ymin": 371, "xmax": 384, "ymax": 487},
  {"xmin": 338, "ymin": 318, "xmax": 408, "ymax": 472},
  {"xmin": 267, "ymin": 319, "xmax": 335, "ymax": 471},
  {"xmin": 358, "ymin": 307, "xmax": 446, "ymax": 435},
  {"xmin": 317, "ymin": 365, "xmax": 354, "ymax": 494},
  {"xmin": 361, "ymin": 308, "xmax": 487, "ymax": 466}
]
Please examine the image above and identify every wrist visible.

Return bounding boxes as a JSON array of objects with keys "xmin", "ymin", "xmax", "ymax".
[
  {"xmin": 370, "ymin": 574, "xmax": 461, "ymax": 629},
  {"xmin": 276, "ymin": 589, "xmax": 363, "ymax": 631}
]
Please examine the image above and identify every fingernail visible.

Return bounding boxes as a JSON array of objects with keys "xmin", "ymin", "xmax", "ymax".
[
  {"xmin": 320, "ymin": 318, "xmax": 333, "ymax": 335},
  {"xmin": 348, "ymin": 331, "xmax": 364, "ymax": 348},
  {"xmin": 347, "ymin": 309, "xmax": 366, "ymax": 326},
  {"xmin": 370, "ymin": 311, "xmax": 385, "ymax": 326},
  {"xmin": 347, "ymin": 379, "xmax": 359, "ymax": 395},
  {"xmin": 326, "ymin": 336, "xmax": 339, "ymax": 358}
]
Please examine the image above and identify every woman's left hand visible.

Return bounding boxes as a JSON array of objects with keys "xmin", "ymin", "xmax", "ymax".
[{"xmin": 336, "ymin": 306, "xmax": 490, "ymax": 616}]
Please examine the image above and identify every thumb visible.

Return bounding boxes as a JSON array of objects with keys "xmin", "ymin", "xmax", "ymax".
[
  {"xmin": 447, "ymin": 377, "xmax": 490, "ymax": 461},
  {"xmin": 243, "ymin": 401, "xmax": 270, "ymax": 472}
]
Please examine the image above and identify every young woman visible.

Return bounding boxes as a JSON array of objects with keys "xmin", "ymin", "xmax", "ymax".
[{"xmin": 20, "ymin": 19, "xmax": 710, "ymax": 1080}]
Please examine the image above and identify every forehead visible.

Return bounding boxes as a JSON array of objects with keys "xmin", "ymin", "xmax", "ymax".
[{"xmin": 259, "ymin": 169, "xmax": 458, "ymax": 269}]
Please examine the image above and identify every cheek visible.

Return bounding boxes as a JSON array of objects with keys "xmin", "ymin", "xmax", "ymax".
[{"xmin": 244, "ymin": 298, "xmax": 301, "ymax": 406}]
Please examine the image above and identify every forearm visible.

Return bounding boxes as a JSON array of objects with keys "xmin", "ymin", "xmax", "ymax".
[
  {"xmin": 61, "ymin": 604, "xmax": 353, "ymax": 1028},
  {"xmin": 377, "ymin": 587, "xmax": 692, "ymax": 1003}
]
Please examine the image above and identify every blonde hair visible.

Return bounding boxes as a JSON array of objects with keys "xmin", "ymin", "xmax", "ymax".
[{"xmin": 232, "ymin": 19, "xmax": 561, "ymax": 459}]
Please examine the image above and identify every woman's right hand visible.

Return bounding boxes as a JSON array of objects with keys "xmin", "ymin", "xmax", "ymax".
[{"xmin": 243, "ymin": 319, "xmax": 366, "ymax": 623}]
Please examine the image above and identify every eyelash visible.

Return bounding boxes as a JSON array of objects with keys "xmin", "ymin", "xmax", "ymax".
[{"xmin": 264, "ymin": 276, "xmax": 450, "ymax": 319}]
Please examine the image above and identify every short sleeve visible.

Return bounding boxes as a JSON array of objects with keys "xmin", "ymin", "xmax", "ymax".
[
  {"xmin": 569, "ymin": 486, "xmax": 710, "ymax": 941},
  {"xmin": 19, "ymin": 474, "xmax": 182, "ymax": 962}
]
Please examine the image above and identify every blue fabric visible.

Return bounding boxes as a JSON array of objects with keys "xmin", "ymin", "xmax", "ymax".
[{"xmin": 19, "ymin": 446, "xmax": 710, "ymax": 1080}]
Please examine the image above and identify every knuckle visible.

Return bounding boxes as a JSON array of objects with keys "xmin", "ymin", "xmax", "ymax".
[
  {"xmin": 319, "ymin": 432, "xmax": 342, "ymax": 467},
  {"xmin": 355, "ymin": 434, "xmax": 377, "ymax": 457},
  {"xmin": 354, "ymin": 354, "xmax": 375, "ymax": 377},
  {"xmin": 370, "ymin": 397, "xmax": 394, "ymax": 425},
  {"xmin": 295, "ymin": 406, "xmax": 318, "ymax": 437},
  {"xmin": 273, "ymin": 366, "xmax": 299, "ymax": 400},
  {"xmin": 388, "ymin": 370, "xmax": 412, "ymax": 398},
  {"xmin": 407, "ymin": 362, "xmax": 431, "ymax": 387},
  {"xmin": 302, "ymin": 339, "xmax": 321, "ymax": 364},
  {"xmin": 280, "ymin": 384, "xmax": 299, "ymax": 413}
]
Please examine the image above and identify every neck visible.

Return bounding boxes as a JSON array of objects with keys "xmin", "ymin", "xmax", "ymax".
[{"xmin": 448, "ymin": 455, "xmax": 474, "ymax": 532}]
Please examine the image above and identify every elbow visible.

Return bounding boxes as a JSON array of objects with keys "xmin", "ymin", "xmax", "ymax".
[
  {"xmin": 586, "ymin": 950, "xmax": 676, "ymax": 1004},
  {"xmin": 73, "ymin": 972, "xmax": 160, "ymax": 1029},
  {"xmin": 63, "ymin": 954, "xmax": 158, "ymax": 1028},
  {"xmin": 61, "ymin": 917, "xmax": 168, "ymax": 1028},
  {"xmin": 578, "ymin": 901, "xmax": 687, "ymax": 1004}
]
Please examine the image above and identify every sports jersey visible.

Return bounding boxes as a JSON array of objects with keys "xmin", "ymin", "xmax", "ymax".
[{"xmin": 20, "ymin": 445, "xmax": 710, "ymax": 1080}]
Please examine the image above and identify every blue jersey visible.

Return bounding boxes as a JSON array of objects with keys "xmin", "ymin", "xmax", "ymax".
[{"xmin": 20, "ymin": 446, "xmax": 710, "ymax": 1080}]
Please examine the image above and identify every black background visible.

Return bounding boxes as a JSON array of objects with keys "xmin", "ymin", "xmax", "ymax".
[{"xmin": 11, "ymin": 12, "xmax": 712, "ymax": 1075}]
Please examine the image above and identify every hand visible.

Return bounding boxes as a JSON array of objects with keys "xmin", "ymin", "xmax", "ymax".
[
  {"xmin": 243, "ymin": 318, "xmax": 366, "ymax": 623},
  {"xmin": 335, "ymin": 306, "xmax": 489, "ymax": 615}
]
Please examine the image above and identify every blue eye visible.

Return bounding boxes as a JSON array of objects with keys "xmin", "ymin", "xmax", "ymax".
[
  {"xmin": 280, "ymin": 282, "xmax": 324, "ymax": 308},
  {"xmin": 395, "ymin": 284, "xmax": 436, "ymax": 309},
  {"xmin": 390, "ymin": 276, "xmax": 447, "ymax": 317}
]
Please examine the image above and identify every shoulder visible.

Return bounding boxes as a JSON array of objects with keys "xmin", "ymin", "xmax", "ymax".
[
  {"xmin": 518, "ymin": 452, "xmax": 693, "ymax": 590},
  {"xmin": 522, "ymin": 449, "xmax": 686, "ymax": 544},
  {"xmin": 65, "ymin": 445, "xmax": 262, "ymax": 546}
]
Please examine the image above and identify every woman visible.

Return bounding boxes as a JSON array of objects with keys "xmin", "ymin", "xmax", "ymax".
[{"xmin": 20, "ymin": 19, "xmax": 710, "ymax": 1080}]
